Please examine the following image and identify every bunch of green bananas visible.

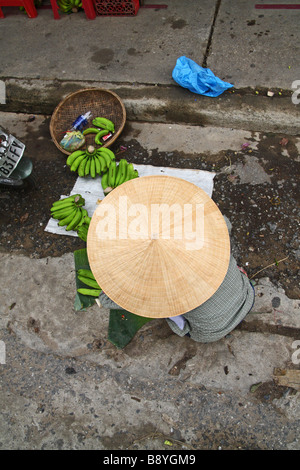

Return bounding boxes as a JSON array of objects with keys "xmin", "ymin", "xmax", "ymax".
[
  {"xmin": 67, "ymin": 146, "xmax": 115, "ymax": 178},
  {"xmin": 58, "ymin": 0, "xmax": 82, "ymax": 13},
  {"xmin": 76, "ymin": 215, "xmax": 91, "ymax": 242},
  {"xmin": 50, "ymin": 194, "xmax": 88, "ymax": 232},
  {"xmin": 77, "ymin": 269, "xmax": 102, "ymax": 297},
  {"xmin": 82, "ymin": 117, "xmax": 115, "ymax": 145},
  {"xmin": 101, "ymin": 159, "xmax": 139, "ymax": 195}
]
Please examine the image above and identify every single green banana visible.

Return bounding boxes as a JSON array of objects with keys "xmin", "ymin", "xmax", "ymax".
[
  {"xmin": 123, "ymin": 163, "xmax": 135, "ymax": 182},
  {"xmin": 51, "ymin": 206, "xmax": 75, "ymax": 220},
  {"xmin": 114, "ymin": 161, "xmax": 121, "ymax": 186},
  {"xmin": 79, "ymin": 216, "xmax": 90, "ymax": 229},
  {"xmin": 77, "ymin": 268, "xmax": 95, "ymax": 279},
  {"xmin": 54, "ymin": 194, "xmax": 85, "ymax": 208},
  {"xmin": 108, "ymin": 160, "xmax": 116, "ymax": 187},
  {"xmin": 93, "ymin": 155, "xmax": 100, "ymax": 174},
  {"xmin": 101, "ymin": 171, "xmax": 109, "ymax": 190},
  {"xmin": 77, "ymin": 156, "xmax": 88, "ymax": 177},
  {"xmin": 114, "ymin": 165, "xmax": 119, "ymax": 185},
  {"xmin": 51, "ymin": 196, "xmax": 85, "ymax": 216},
  {"xmin": 77, "ymin": 209, "xmax": 87, "ymax": 229},
  {"xmin": 96, "ymin": 150, "xmax": 107, "ymax": 171},
  {"xmin": 92, "ymin": 117, "xmax": 115, "ymax": 133},
  {"xmin": 58, "ymin": 207, "xmax": 78, "ymax": 226},
  {"xmin": 77, "ymin": 288, "xmax": 102, "ymax": 297},
  {"xmin": 90, "ymin": 157, "xmax": 96, "ymax": 178},
  {"xmin": 115, "ymin": 159, "xmax": 128, "ymax": 186},
  {"xmin": 82, "ymin": 128, "xmax": 99, "ymax": 135},
  {"xmin": 70, "ymin": 154, "xmax": 86, "ymax": 172},
  {"xmin": 95, "ymin": 154, "xmax": 106, "ymax": 173},
  {"xmin": 77, "ymin": 209, "xmax": 88, "ymax": 227},
  {"xmin": 98, "ymin": 147, "xmax": 115, "ymax": 161},
  {"xmin": 51, "ymin": 207, "xmax": 73, "ymax": 220},
  {"xmin": 77, "ymin": 225, "xmax": 88, "ymax": 242},
  {"xmin": 97, "ymin": 150, "xmax": 111, "ymax": 168},
  {"xmin": 66, "ymin": 208, "xmax": 82, "ymax": 231},
  {"xmin": 51, "ymin": 194, "xmax": 79, "ymax": 208},
  {"xmin": 78, "ymin": 275, "xmax": 100, "ymax": 289},
  {"xmin": 95, "ymin": 129, "xmax": 110, "ymax": 145},
  {"xmin": 51, "ymin": 201, "xmax": 75, "ymax": 212},
  {"xmin": 84, "ymin": 157, "xmax": 91, "ymax": 176},
  {"xmin": 66, "ymin": 150, "xmax": 85, "ymax": 167}
]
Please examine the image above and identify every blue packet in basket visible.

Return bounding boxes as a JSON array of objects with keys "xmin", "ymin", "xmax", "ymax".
[{"xmin": 172, "ymin": 56, "xmax": 233, "ymax": 97}]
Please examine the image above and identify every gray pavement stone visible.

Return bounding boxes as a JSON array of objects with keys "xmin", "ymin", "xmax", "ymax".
[
  {"xmin": 208, "ymin": 0, "xmax": 300, "ymax": 89},
  {"xmin": 0, "ymin": 1, "xmax": 214, "ymax": 84}
]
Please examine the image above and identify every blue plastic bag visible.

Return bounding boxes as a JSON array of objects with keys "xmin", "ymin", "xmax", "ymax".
[{"xmin": 172, "ymin": 56, "xmax": 233, "ymax": 97}]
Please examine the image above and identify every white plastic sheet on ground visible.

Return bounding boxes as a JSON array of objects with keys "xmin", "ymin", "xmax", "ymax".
[{"xmin": 45, "ymin": 164, "xmax": 215, "ymax": 237}]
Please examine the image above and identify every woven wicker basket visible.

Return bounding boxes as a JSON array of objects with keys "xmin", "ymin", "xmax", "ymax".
[{"xmin": 50, "ymin": 88, "xmax": 126, "ymax": 155}]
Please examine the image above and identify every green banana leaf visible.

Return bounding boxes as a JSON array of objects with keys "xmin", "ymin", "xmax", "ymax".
[
  {"xmin": 73, "ymin": 248, "xmax": 97, "ymax": 311},
  {"xmin": 108, "ymin": 309, "xmax": 153, "ymax": 349}
]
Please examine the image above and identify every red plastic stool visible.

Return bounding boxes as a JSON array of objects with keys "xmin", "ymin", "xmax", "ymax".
[
  {"xmin": 0, "ymin": 0, "xmax": 37, "ymax": 17},
  {"xmin": 50, "ymin": 0, "xmax": 95, "ymax": 19},
  {"xmin": 81, "ymin": 0, "xmax": 96, "ymax": 19},
  {"xmin": 49, "ymin": 0, "xmax": 60, "ymax": 19}
]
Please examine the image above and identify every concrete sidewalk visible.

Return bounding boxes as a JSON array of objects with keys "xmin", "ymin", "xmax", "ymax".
[{"xmin": 0, "ymin": 0, "xmax": 299, "ymax": 133}]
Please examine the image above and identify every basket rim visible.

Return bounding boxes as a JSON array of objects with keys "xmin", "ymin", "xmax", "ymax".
[{"xmin": 49, "ymin": 88, "xmax": 126, "ymax": 155}]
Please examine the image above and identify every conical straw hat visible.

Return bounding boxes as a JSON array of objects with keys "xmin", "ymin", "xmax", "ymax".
[{"xmin": 87, "ymin": 175, "xmax": 230, "ymax": 318}]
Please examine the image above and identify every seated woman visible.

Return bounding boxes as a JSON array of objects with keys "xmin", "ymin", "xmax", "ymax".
[{"xmin": 98, "ymin": 216, "xmax": 255, "ymax": 344}]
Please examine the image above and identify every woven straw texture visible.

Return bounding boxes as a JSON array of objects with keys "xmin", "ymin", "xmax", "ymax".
[
  {"xmin": 50, "ymin": 88, "xmax": 126, "ymax": 155},
  {"xmin": 87, "ymin": 175, "xmax": 230, "ymax": 318}
]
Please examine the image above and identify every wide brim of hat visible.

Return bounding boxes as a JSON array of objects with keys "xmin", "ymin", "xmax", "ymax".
[{"xmin": 87, "ymin": 175, "xmax": 230, "ymax": 318}]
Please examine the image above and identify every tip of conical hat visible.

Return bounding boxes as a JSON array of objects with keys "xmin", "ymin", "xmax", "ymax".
[{"xmin": 87, "ymin": 175, "xmax": 230, "ymax": 318}]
